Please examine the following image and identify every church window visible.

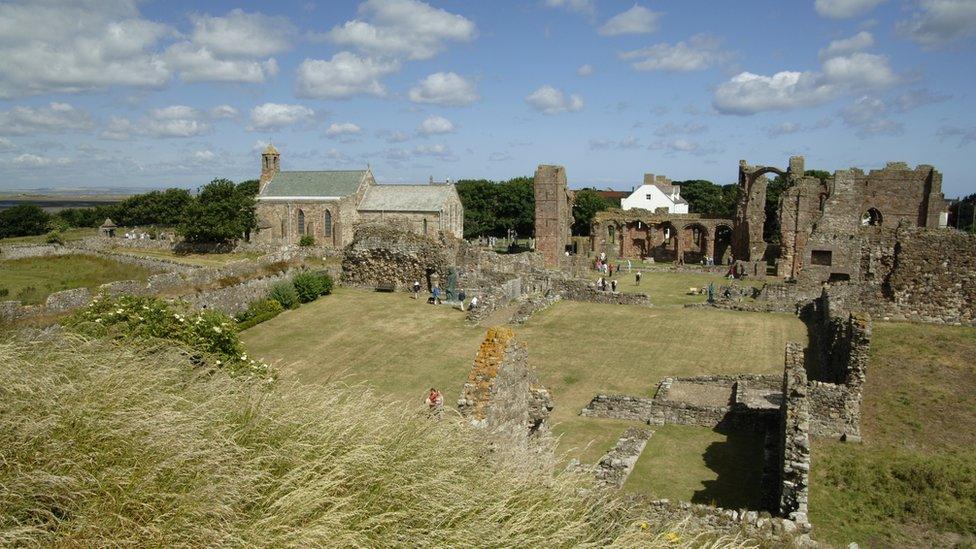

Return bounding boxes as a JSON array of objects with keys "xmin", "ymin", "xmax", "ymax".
[
  {"xmin": 297, "ymin": 209, "xmax": 306, "ymax": 236},
  {"xmin": 323, "ymin": 210, "xmax": 333, "ymax": 237}
]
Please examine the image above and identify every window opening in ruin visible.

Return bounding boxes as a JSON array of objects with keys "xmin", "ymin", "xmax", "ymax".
[
  {"xmin": 297, "ymin": 209, "xmax": 306, "ymax": 235},
  {"xmin": 280, "ymin": 218, "xmax": 286, "ymax": 238},
  {"xmin": 811, "ymin": 250, "xmax": 832, "ymax": 266},
  {"xmin": 861, "ymin": 208, "xmax": 883, "ymax": 226},
  {"xmin": 828, "ymin": 273, "xmax": 851, "ymax": 283},
  {"xmin": 323, "ymin": 210, "xmax": 333, "ymax": 237},
  {"xmin": 423, "ymin": 218, "xmax": 428, "ymax": 235},
  {"xmin": 609, "ymin": 225, "xmax": 615, "ymax": 243}
]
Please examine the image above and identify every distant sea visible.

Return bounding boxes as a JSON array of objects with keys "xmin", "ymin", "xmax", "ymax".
[{"xmin": 0, "ymin": 199, "xmax": 121, "ymax": 212}]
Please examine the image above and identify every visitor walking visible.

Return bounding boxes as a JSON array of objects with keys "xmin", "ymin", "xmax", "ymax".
[
  {"xmin": 608, "ymin": 263, "xmax": 613, "ymax": 277},
  {"xmin": 627, "ymin": 259, "xmax": 632, "ymax": 273},
  {"xmin": 432, "ymin": 285, "xmax": 442, "ymax": 305},
  {"xmin": 635, "ymin": 270, "xmax": 642, "ymax": 286},
  {"xmin": 458, "ymin": 289, "xmax": 467, "ymax": 310},
  {"xmin": 412, "ymin": 280, "xmax": 421, "ymax": 299},
  {"xmin": 469, "ymin": 295, "xmax": 479, "ymax": 310},
  {"xmin": 611, "ymin": 279, "xmax": 618, "ymax": 292}
]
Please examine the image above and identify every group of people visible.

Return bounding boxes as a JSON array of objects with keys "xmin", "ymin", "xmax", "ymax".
[{"xmin": 413, "ymin": 280, "xmax": 479, "ymax": 310}]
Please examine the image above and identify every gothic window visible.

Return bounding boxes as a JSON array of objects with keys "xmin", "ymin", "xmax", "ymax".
[
  {"xmin": 423, "ymin": 218, "xmax": 428, "ymax": 235},
  {"xmin": 281, "ymin": 217, "xmax": 287, "ymax": 238},
  {"xmin": 861, "ymin": 208, "xmax": 883, "ymax": 226},
  {"xmin": 297, "ymin": 209, "xmax": 306, "ymax": 236},
  {"xmin": 323, "ymin": 210, "xmax": 333, "ymax": 237}
]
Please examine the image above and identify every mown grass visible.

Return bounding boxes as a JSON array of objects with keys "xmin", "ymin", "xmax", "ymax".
[
  {"xmin": 0, "ymin": 332, "xmax": 754, "ymax": 547},
  {"xmin": 242, "ymin": 285, "xmax": 807, "ymax": 497},
  {"xmin": 624, "ymin": 425, "xmax": 767, "ymax": 510},
  {"xmin": 0, "ymin": 227, "xmax": 97, "ymax": 245},
  {"xmin": 106, "ymin": 246, "xmax": 263, "ymax": 267},
  {"xmin": 584, "ymin": 267, "xmax": 766, "ymax": 307},
  {"xmin": 0, "ymin": 255, "xmax": 154, "ymax": 304},
  {"xmin": 810, "ymin": 321, "xmax": 976, "ymax": 547}
]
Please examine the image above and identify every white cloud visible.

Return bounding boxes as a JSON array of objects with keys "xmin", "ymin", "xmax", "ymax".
[
  {"xmin": 896, "ymin": 0, "xmax": 976, "ymax": 49},
  {"xmin": 296, "ymin": 52, "xmax": 399, "ymax": 99},
  {"xmin": 0, "ymin": 137, "xmax": 13, "ymax": 150},
  {"xmin": 654, "ymin": 122, "xmax": 708, "ymax": 137},
  {"xmin": 577, "ymin": 64, "xmax": 594, "ymax": 77},
  {"xmin": 247, "ymin": 103, "xmax": 315, "ymax": 131},
  {"xmin": 193, "ymin": 149, "xmax": 217, "ymax": 162},
  {"xmin": 412, "ymin": 143, "xmax": 458, "ymax": 161},
  {"xmin": 328, "ymin": 0, "xmax": 476, "ymax": 61},
  {"xmin": 839, "ymin": 96, "xmax": 904, "ymax": 137},
  {"xmin": 252, "ymin": 140, "xmax": 271, "ymax": 153},
  {"xmin": 102, "ymin": 105, "xmax": 213, "ymax": 139},
  {"xmin": 165, "ymin": 43, "xmax": 279, "ymax": 83},
  {"xmin": 0, "ymin": 0, "xmax": 171, "ymax": 98},
  {"xmin": 12, "ymin": 153, "xmax": 69, "ymax": 167},
  {"xmin": 544, "ymin": 0, "xmax": 595, "ymax": 15},
  {"xmin": 525, "ymin": 85, "xmax": 584, "ymax": 114},
  {"xmin": 488, "ymin": 151, "xmax": 512, "ymax": 162},
  {"xmin": 418, "ymin": 115, "xmax": 455, "ymax": 135},
  {"xmin": 210, "ymin": 105, "xmax": 239, "ymax": 119},
  {"xmin": 0, "ymin": 103, "xmax": 94, "ymax": 136},
  {"xmin": 409, "ymin": 72, "xmax": 479, "ymax": 106},
  {"xmin": 819, "ymin": 31, "xmax": 874, "ymax": 60},
  {"xmin": 713, "ymin": 51, "xmax": 897, "ymax": 114},
  {"xmin": 188, "ymin": 9, "xmax": 294, "ymax": 57},
  {"xmin": 814, "ymin": 0, "xmax": 886, "ymax": 19},
  {"xmin": 598, "ymin": 5, "xmax": 661, "ymax": 36},
  {"xmin": 936, "ymin": 125, "xmax": 976, "ymax": 146},
  {"xmin": 377, "ymin": 129, "xmax": 410, "ymax": 143},
  {"xmin": 325, "ymin": 122, "xmax": 363, "ymax": 136},
  {"xmin": 620, "ymin": 34, "xmax": 730, "ymax": 72},
  {"xmin": 588, "ymin": 137, "xmax": 640, "ymax": 150},
  {"xmin": 765, "ymin": 119, "xmax": 832, "ymax": 137},
  {"xmin": 647, "ymin": 138, "xmax": 721, "ymax": 156}
]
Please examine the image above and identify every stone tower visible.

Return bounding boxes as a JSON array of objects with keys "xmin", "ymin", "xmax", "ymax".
[
  {"xmin": 259, "ymin": 143, "xmax": 280, "ymax": 193},
  {"xmin": 533, "ymin": 164, "xmax": 573, "ymax": 267}
]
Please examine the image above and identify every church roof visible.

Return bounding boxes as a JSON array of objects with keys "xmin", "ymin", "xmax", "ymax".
[
  {"xmin": 260, "ymin": 170, "xmax": 366, "ymax": 198},
  {"xmin": 359, "ymin": 184, "xmax": 456, "ymax": 212}
]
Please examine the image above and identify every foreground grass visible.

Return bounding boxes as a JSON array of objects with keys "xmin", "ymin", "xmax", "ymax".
[
  {"xmin": 242, "ymin": 286, "xmax": 807, "ymax": 496},
  {"xmin": 810, "ymin": 322, "xmax": 976, "ymax": 547},
  {"xmin": 106, "ymin": 246, "xmax": 263, "ymax": 267},
  {"xmin": 0, "ymin": 255, "xmax": 154, "ymax": 304},
  {"xmin": 0, "ymin": 333, "xmax": 751, "ymax": 547},
  {"xmin": 624, "ymin": 425, "xmax": 766, "ymax": 510}
]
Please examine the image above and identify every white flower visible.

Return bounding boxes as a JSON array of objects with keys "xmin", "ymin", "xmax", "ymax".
[
  {"xmin": 241, "ymin": 354, "xmax": 247, "ymax": 360},
  {"xmin": 213, "ymin": 326, "xmax": 222, "ymax": 334},
  {"xmin": 216, "ymin": 360, "xmax": 222, "ymax": 365}
]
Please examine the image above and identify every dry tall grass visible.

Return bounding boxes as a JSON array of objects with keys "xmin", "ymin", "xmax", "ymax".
[{"xmin": 0, "ymin": 332, "xmax": 753, "ymax": 547}]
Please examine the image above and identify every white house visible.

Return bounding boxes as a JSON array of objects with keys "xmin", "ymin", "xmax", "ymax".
[{"xmin": 621, "ymin": 173, "xmax": 689, "ymax": 214}]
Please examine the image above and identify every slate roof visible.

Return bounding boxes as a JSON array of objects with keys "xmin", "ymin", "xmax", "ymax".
[
  {"xmin": 260, "ymin": 170, "xmax": 366, "ymax": 198},
  {"xmin": 359, "ymin": 184, "xmax": 455, "ymax": 212}
]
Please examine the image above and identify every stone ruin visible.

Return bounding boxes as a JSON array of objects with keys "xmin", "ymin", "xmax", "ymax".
[
  {"xmin": 341, "ymin": 222, "xmax": 459, "ymax": 291},
  {"xmin": 457, "ymin": 327, "xmax": 553, "ymax": 449},
  {"xmin": 590, "ymin": 210, "xmax": 734, "ymax": 265},
  {"xmin": 533, "ymin": 164, "xmax": 574, "ymax": 267}
]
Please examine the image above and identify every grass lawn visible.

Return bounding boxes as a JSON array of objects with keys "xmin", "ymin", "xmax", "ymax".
[
  {"xmin": 584, "ymin": 267, "xmax": 766, "ymax": 307},
  {"xmin": 810, "ymin": 321, "xmax": 976, "ymax": 547},
  {"xmin": 0, "ymin": 255, "xmax": 155, "ymax": 304},
  {"xmin": 106, "ymin": 246, "xmax": 263, "ymax": 268},
  {"xmin": 0, "ymin": 227, "xmax": 97, "ymax": 245},
  {"xmin": 242, "ymin": 277, "xmax": 807, "ymax": 482},
  {"xmin": 623, "ymin": 424, "xmax": 766, "ymax": 509}
]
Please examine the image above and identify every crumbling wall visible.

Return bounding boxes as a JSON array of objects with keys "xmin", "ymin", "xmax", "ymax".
[
  {"xmin": 341, "ymin": 222, "xmax": 458, "ymax": 289},
  {"xmin": 580, "ymin": 394, "xmax": 655, "ymax": 421},
  {"xmin": 778, "ymin": 343, "xmax": 811, "ymax": 529},
  {"xmin": 593, "ymin": 427, "xmax": 653, "ymax": 487},
  {"xmin": 550, "ymin": 278, "xmax": 651, "ymax": 306},
  {"xmin": 457, "ymin": 328, "xmax": 553, "ymax": 447}
]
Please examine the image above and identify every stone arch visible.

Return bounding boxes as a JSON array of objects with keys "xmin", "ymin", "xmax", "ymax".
[
  {"xmin": 297, "ymin": 209, "xmax": 306, "ymax": 236},
  {"xmin": 681, "ymin": 223, "xmax": 709, "ymax": 264},
  {"xmin": 861, "ymin": 208, "xmax": 883, "ymax": 226}
]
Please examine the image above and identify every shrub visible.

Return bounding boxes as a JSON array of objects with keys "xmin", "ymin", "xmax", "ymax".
[
  {"xmin": 0, "ymin": 333, "xmax": 711, "ymax": 547},
  {"xmin": 235, "ymin": 298, "xmax": 284, "ymax": 330},
  {"xmin": 44, "ymin": 230, "xmax": 65, "ymax": 245},
  {"xmin": 0, "ymin": 288, "xmax": 8, "ymax": 298},
  {"xmin": 63, "ymin": 295, "xmax": 270, "ymax": 378},
  {"xmin": 314, "ymin": 270, "xmax": 334, "ymax": 295},
  {"xmin": 298, "ymin": 234, "xmax": 315, "ymax": 247},
  {"xmin": 268, "ymin": 281, "xmax": 299, "ymax": 310}
]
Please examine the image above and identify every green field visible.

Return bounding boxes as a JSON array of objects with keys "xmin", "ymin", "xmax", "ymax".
[
  {"xmin": 242, "ymin": 273, "xmax": 807, "ymax": 489},
  {"xmin": 106, "ymin": 246, "xmax": 263, "ymax": 268},
  {"xmin": 810, "ymin": 321, "xmax": 976, "ymax": 547},
  {"xmin": 584, "ymin": 266, "xmax": 766, "ymax": 307},
  {"xmin": 0, "ymin": 227, "xmax": 97, "ymax": 245},
  {"xmin": 0, "ymin": 255, "xmax": 155, "ymax": 304}
]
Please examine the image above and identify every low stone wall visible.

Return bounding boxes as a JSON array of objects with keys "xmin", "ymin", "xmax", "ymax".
[
  {"xmin": 593, "ymin": 427, "xmax": 653, "ymax": 487},
  {"xmin": 183, "ymin": 269, "xmax": 301, "ymax": 316},
  {"xmin": 637, "ymin": 500, "xmax": 812, "ymax": 546},
  {"xmin": 510, "ymin": 292, "xmax": 560, "ymax": 325},
  {"xmin": 1, "ymin": 287, "xmax": 94, "ymax": 321},
  {"xmin": 550, "ymin": 278, "xmax": 651, "ymax": 306},
  {"xmin": 581, "ymin": 394, "xmax": 655, "ymax": 421},
  {"xmin": 778, "ymin": 343, "xmax": 811, "ymax": 530},
  {"xmin": 0, "ymin": 244, "xmax": 80, "ymax": 260},
  {"xmin": 648, "ymin": 375, "xmax": 781, "ymax": 431}
]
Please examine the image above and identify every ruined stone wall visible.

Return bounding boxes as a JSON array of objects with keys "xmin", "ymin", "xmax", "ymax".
[
  {"xmin": 580, "ymin": 394, "xmax": 656, "ymax": 421},
  {"xmin": 457, "ymin": 328, "xmax": 553, "ymax": 447},
  {"xmin": 550, "ymin": 278, "xmax": 651, "ymax": 306},
  {"xmin": 533, "ymin": 164, "xmax": 572, "ymax": 266},
  {"xmin": 593, "ymin": 427, "xmax": 653, "ymax": 487},
  {"xmin": 647, "ymin": 375, "xmax": 781, "ymax": 431},
  {"xmin": 778, "ymin": 343, "xmax": 811, "ymax": 529},
  {"xmin": 341, "ymin": 223, "xmax": 458, "ymax": 290},
  {"xmin": 856, "ymin": 162, "xmax": 945, "ymax": 228}
]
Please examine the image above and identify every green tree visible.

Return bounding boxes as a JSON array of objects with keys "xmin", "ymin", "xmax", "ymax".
[
  {"xmin": 571, "ymin": 188, "xmax": 611, "ymax": 236},
  {"xmin": 178, "ymin": 179, "xmax": 252, "ymax": 243},
  {"xmin": 236, "ymin": 180, "xmax": 259, "ymax": 240},
  {"xmin": 455, "ymin": 176, "xmax": 535, "ymax": 238},
  {"xmin": 0, "ymin": 204, "xmax": 50, "ymax": 238},
  {"xmin": 675, "ymin": 180, "xmax": 740, "ymax": 219},
  {"xmin": 114, "ymin": 188, "xmax": 192, "ymax": 226}
]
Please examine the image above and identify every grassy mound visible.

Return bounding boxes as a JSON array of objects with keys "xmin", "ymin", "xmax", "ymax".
[{"xmin": 0, "ymin": 332, "xmax": 746, "ymax": 547}]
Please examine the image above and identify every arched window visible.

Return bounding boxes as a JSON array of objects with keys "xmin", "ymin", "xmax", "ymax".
[
  {"xmin": 281, "ymin": 217, "xmax": 287, "ymax": 238},
  {"xmin": 323, "ymin": 210, "xmax": 333, "ymax": 237},
  {"xmin": 861, "ymin": 208, "xmax": 883, "ymax": 226},
  {"xmin": 297, "ymin": 209, "xmax": 306, "ymax": 235},
  {"xmin": 423, "ymin": 218, "xmax": 428, "ymax": 235}
]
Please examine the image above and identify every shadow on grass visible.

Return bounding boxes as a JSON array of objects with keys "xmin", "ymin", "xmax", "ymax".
[{"xmin": 692, "ymin": 427, "xmax": 766, "ymax": 510}]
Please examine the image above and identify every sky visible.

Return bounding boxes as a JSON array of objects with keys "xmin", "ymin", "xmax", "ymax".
[{"xmin": 0, "ymin": 0, "xmax": 975, "ymax": 196}]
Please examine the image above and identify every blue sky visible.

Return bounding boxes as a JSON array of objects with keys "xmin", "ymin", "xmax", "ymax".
[{"xmin": 1, "ymin": 0, "xmax": 975, "ymax": 196}]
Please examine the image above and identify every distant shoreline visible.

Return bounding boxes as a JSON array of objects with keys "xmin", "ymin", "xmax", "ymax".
[{"xmin": 0, "ymin": 196, "xmax": 125, "ymax": 212}]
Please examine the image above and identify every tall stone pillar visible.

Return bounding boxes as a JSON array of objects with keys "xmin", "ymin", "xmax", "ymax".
[{"xmin": 533, "ymin": 165, "xmax": 573, "ymax": 267}]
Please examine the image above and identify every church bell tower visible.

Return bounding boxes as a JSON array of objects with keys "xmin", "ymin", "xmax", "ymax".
[{"xmin": 259, "ymin": 143, "xmax": 280, "ymax": 193}]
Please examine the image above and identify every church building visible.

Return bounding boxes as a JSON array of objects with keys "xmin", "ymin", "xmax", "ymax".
[{"xmin": 253, "ymin": 144, "xmax": 464, "ymax": 247}]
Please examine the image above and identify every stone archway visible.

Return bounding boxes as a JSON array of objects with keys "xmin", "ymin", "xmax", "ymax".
[
  {"xmin": 732, "ymin": 156, "xmax": 805, "ymax": 262},
  {"xmin": 682, "ymin": 223, "xmax": 709, "ymax": 264},
  {"xmin": 714, "ymin": 225, "xmax": 733, "ymax": 265},
  {"xmin": 861, "ymin": 208, "xmax": 883, "ymax": 226}
]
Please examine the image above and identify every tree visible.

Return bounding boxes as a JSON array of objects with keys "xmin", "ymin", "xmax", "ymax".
[
  {"xmin": 455, "ymin": 176, "xmax": 535, "ymax": 239},
  {"xmin": 114, "ymin": 188, "xmax": 191, "ymax": 226},
  {"xmin": 178, "ymin": 179, "xmax": 253, "ymax": 244},
  {"xmin": 675, "ymin": 180, "xmax": 740, "ymax": 219},
  {"xmin": 236, "ymin": 180, "xmax": 259, "ymax": 240},
  {"xmin": 0, "ymin": 204, "xmax": 50, "ymax": 238},
  {"xmin": 571, "ymin": 188, "xmax": 611, "ymax": 236}
]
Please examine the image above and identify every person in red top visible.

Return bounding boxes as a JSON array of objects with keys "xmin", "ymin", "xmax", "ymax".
[{"xmin": 425, "ymin": 388, "xmax": 444, "ymax": 412}]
